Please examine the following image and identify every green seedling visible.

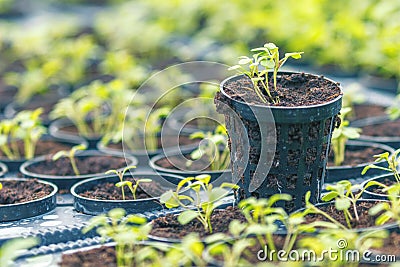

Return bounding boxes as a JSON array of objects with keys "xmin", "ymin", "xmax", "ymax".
[
  {"xmin": 309, "ymin": 180, "xmax": 386, "ymax": 229},
  {"xmin": 369, "ymin": 183, "xmax": 400, "ymax": 227},
  {"xmin": 298, "ymin": 228, "xmax": 387, "ymax": 267},
  {"xmin": 0, "ymin": 237, "xmax": 39, "ymax": 267},
  {"xmin": 52, "ymin": 144, "xmax": 87, "ymax": 176},
  {"xmin": 187, "ymin": 125, "xmax": 230, "ymax": 171},
  {"xmin": 331, "ymin": 107, "xmax": 361, "ymax": 166},
  {"xmin": 160, "ymin": 174, "xmax": 239, "ymax": 233},
  {"xmin": 83, "ymin": 208, "xmax": 151, "ymax": 267},
  {"xmin": 0, "ymin": 108, "xmax": 46, "ymax": 160},
  {"xmin": 362, "ymin": 148, "xmax": 400, "ymax": 184},
  {"xmin": 105, "ymin": 165, "xmax": 152, "ymax": 200},
  {"xmin": 229, "ymin": 42, "xmax": 303, "ymax": 104},
  {"xmin": 239, "ymin": 196, "xmax": 335, "ymax": 260}
]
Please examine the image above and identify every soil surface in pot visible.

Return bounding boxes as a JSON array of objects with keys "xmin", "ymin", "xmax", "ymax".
[
  {"xmin": 304, "ymin": 201, "xmax": 392, "ymax": 229},
  {"xmin": 25, "ymin": 156, "xmax": 126, "ymax": 176},
  {"xmin": 351, "ymin": 103, "xmax": 386, "ymax": 121},
  {"xmin": 327, "ymin": 147, "xmax": 384, "ymax": 167},
  {"xmin": 223, "ymin": 73, "xmax": 341, "ymax": 106},
  {"xmin": 154, "ymin": 153, "xmax": 222, "ymax": 172},
  {"xmin": 150, "ymin": 206, "xmax": 246, "ymax": 239},
  {"xmin": 105, "ymin": 135, "xmax": 198, "ymax": 152},
  {"xmin": 369, "ymin": 177, "xmax": 396, "ymax": 195},
  {"xmin": 61, "ymin": 246, "xmax": 116, "ymax": 267},
  {"xmin": 78, "ymin": 177, "xmax": 165, "ymax": 200},
  {"xmin": 361, "ymin": 119, "xmax": 400, "ymax": 137},
  {"xmin": 0, "ymin": 179, "xmax": 53, "ymax": 204},
  {"xmin": 0, "ymin": 140, "xmax": 74, "ymax": 160}
]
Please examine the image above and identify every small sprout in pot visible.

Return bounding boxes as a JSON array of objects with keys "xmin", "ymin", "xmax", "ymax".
[
  {"xmin": 369, "ymin": 184, "xmax": 400, "ymax": 227},
  {"xmin": 0, "ymin": 108, "xmax": 46, "ymax": 160},
  {"xmin": 187, "ymin": 124, "xmax": 230, "ymax": 171},
  {"xmin": 362, "ymin": 148, "xmax": 400, "ymax": 184},
  {"xmin": 160, "ymin": 174, "xmax": 239, "ymax": 233},
  {"xmin": 105, "ymin": 165, "xmax": 152, "ymax": 200},
  {"xmin": 228, "ymin": 42, "xmax": 303, "ymax": 104},
  {"xmin": 52, "ymin": 144, "xmax": 87, "ymax": 176},
  {"xmin": 331, "ymin": 107, "xmax": 361, "ymax": 166}
]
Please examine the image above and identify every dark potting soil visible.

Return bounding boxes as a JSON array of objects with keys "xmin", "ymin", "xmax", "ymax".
[
  {"xmin": 0, "ymin": 179, "xmax": 53, "ymax": 204},
  {"xmin": 351, "ymin": 103, "xmax": 387, "ymax": 121},
  {"xmin": 222, "ymin": 73, "xmax": 341, "ymax": 107},
  {"xmin": 369, "ymin": 177, "xmax": 396, "ymax": 195},
  {"xmin": 155, "ymin": 153, "xmax": 217, "ymax": 172},
  {"xmin": 105, "ymin": 135, "xmax": 198, "ymax": 151},
  {"xmin": 327, "ymin": 147, "xmax": 385, "ymax": 167},
  {"xmin": 79, "ymin": 177, "xmax": 164, "ymax": 200},
  {"xmin": 26, "ymin": 156, "xmax": 126, "ymax": 176},
  {"xmin": 361, "ymin": 119, "xmax": 400, "ymax": 137},
  {"xmin": 61, "ymin": 246, "xmax": 117, "ymax": 267},
  {"xmin": 150, "ymin": 206, "xmax": 246, "ymax": 239},
  {"xmin": 304, "ymin": 201, "xmax": 391, "ymax": 229},
  {"xmin": 0, "ymin": 140, "xmax": 74, "ymax": 160}
]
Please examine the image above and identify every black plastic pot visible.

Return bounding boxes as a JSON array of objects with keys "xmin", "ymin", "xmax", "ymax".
[
  {"xmin": 149, "ymin": 150, "xmax": 233, "ymax": 188},
  {"xmin": 0, "ymin": 161, "xmax": 7, "ymax": 177},
  {"xmin": 49, "ymin": 118, "xmax": 102, "ymax": 149},
  {"xmin": 361, "ymin": 174, "xmax": 399, "ymax": 200},
  {"xmin": 360, "ymin": 74, "xmax": 399, "ymax": 94},
  {"xmin": 326, "ymin": 140, "xmax": 395, "ymax": 184},
  {"xmin": 0, "ymin": 134, "xmax": 88, "ymax": 172},
  {"xmin": 71, "ymin": 172, "xmax": 186, "ymax": 216},
  {"xmin": 0, "ymin": 178, "xmax": 58, "ymax": 222},
  {"xmin": 351, "ymin": 115, "xmax": 400, "ymax": 148},
  {"xmin": 97, "ymin": 135, "xmax": 199, "ymax": 167},
  {"xmin": 216, "ymin": 72, "xmax": 342, "ymax": 211},
  {"xmin": 20, "ymin": 150, "xmax": 138, "ymax": 190}
]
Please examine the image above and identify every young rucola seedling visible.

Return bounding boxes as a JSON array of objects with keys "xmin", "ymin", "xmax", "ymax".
[
  {"xmin": 105, "ymin": 165, "xmax": 152, "ymax": 200},
  {"xmin": 331, "ymin": 107, "xmax": 361, "ymax": 166},
  {"xmin": 306, "ymin": 179, "xmax": 385, "ymax": 229},
  {"xmin": 0, "ymin": 108, "xmax": 46, "ymax": 160},
  {"xmin": 239, "ymin": 196, "xmax": 336, "ymax": 261},
  {"xmin": 52, "ymin": 144, "xmax": 87, "ymax": 176},
  {"xmin": 362, "ymin": 148, "xmax": 400, "ymax": 184},
  {"xmin": 369, "ymin": 183, "xmax": 400, "ymax": 227},
  {"xmin": 187, "ymin": 125, "xmax": 230, "ymax": 171},
  {"xmin": 160, "ymin": 174, "xmax": 239, "ymax": 233},
  {"xmin": 83, "ymin": 208, "xmax": 151, "ymax": 267},
  {"xmin": 228, "ymin": 42, "xmax": 303, "ymax": 104}
]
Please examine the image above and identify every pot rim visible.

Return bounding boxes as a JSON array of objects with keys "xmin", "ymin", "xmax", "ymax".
[
  {"xmin": 19, "ymin": 150, "xmax": 138, "ymax": 180},
  {"xmin": 220, "ymin": 72, "xmax": 343, "ymax": 110},
  {"xmin": 327, "ymin": 140, "xmax": 395, "ymax": 170},
  {"xmin": 70, "ymin": 172, "xmax": 187, "ymax": 203},
  {"xmin": 0, "ymin": 177, "xmax": 58, "ymax": 206},
  {"xmin": 149, "ymin": 149, "xmax": 231, "ymax": 176},
  {"xmin": 0, "ymin": 161, "xmax": 8, "ymax": 177}
]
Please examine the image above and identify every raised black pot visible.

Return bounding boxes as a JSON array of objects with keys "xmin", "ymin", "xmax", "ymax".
[
  {"xmin": 351, "ymin": 115, "xmax": 400, "ymax": 148},
  {"xmin": 216, "ymin": 72, "xmax": 342, "ymax": 211},
  {"xmin": 0, "ymin": 134, "xmax": 88, "ymax": 172},
  {"xmin": 71, "ymin": 172, "xmax": 186, "ymax": 216},
  {"xmin": 361, "ymin": 174, "xmax": 399, "ymax": 200},
  {"xmin": 360, "ymin": 74, "xmax": 399, "ymax": 94},
  {"xmin": 0, "ymin": 178, "xmax": 57, "ymax": 222},
  {"xmin": 326, "ymin": 140, "xmax": 395, "ymax": 184},
  {"xmin": 49, "ymin": 118, "xmax": 102, "ymax": 149},
  {"xmin": 149, "ymin": 149, "xmax": 233, "ymax": 188},
  {"xmin": 20, "ymin": 150, "xmax": 138, "ymax": 190},
  {"xmin": 0, "ymin": 161, "xmax": 7, "ymax": 177}
]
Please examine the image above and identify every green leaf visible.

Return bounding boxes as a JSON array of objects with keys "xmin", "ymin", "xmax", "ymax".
[
  {"xmin": 195, "ymin": 174, "xmax": 211, "ymax": 185},
  {"xmin": 238, "ymin": 57, "xmax": 251, "ymax": 65},
  {"xmin": 178, "ymin": 210, "xmax": 199, "ymax": 225},
  {"xmin": 368, "ymin": 202, "xmax": 388, "ymax": 216},
  {"xmin": 321, "ymin": 191, "xmax": 339, "ymax": 202},
  {"xmin": 334, "ymin": 198, "xmax": 351, "ymax": 211},
  {"xmin": 375, "ymin": 212, "xmax": 392, "ymax": 225},
  {"xmin": 209, "ymin": 187, "xmax": 229, "ymax": 203},
  {"xmin": 126, "ymin": 215, "xmax": 147, "ymax": 225}
]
